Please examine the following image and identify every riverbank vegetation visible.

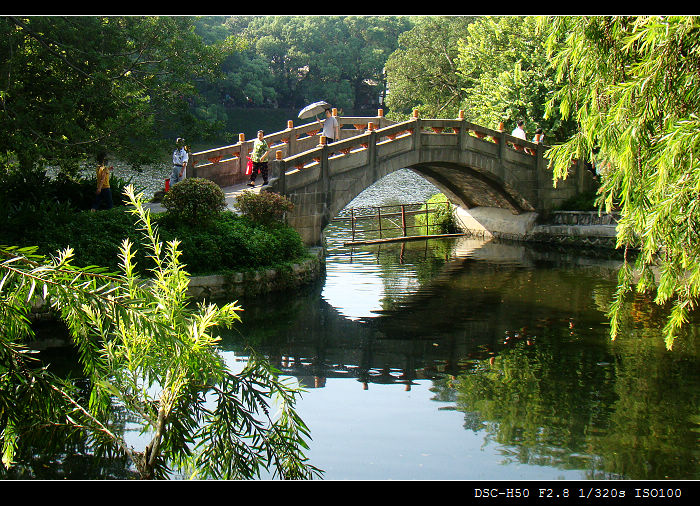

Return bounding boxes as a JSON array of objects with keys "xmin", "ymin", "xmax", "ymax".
[
  {"xmin": 415, "ymin": 194, "xmax": 459, "ymax": 234},
  {"xmin": 0, "ymin": 187, "xmax": 321, "ymax": 479},
  {"xmin": 540, "ymin": 16, "xmax": 700, "ymax": 349},
  {"xmin": 0, "ymin": 173, "xmax": 307, "ymax": 277}
]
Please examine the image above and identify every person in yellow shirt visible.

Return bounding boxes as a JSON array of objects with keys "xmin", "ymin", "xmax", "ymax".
[
  {"xmin": 91, "ymin": 152, "xmax": 114, "ymax": 211},
  {"xmin": 247, "ymin": 130, "xmax": 270, "ymax": 187}
]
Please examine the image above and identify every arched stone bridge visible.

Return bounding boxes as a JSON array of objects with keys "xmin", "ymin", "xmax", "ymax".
[{"xmin": 188, "ymin": 110, "xmax": 595, "ymax": 245}]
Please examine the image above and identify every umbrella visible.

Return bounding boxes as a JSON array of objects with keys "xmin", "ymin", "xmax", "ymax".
[{"xmin": 298, "ymin": 100, "xmax": 331, "ymax": 120}]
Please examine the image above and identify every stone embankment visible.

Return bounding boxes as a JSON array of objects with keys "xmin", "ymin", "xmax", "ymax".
[
  {"xmin": 28, "ymin": 247, "xmax": 325, "ymax": 323},
  {"xmin": 187, "ymin": 246, "xmax": 324, "ymax": 300},
  {"xmin": 529, "ymin": 211, "xmax": 620, "ymax": 248},
  {"xmin": 454, "ymin": 207, "xmax": 619, "ymax": 249}
]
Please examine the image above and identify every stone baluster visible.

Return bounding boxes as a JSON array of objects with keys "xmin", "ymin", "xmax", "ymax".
[
  {"xmin": 286, "ymin": 120, "xmax": 297, "ymax": 156},
  {"xmin": 237, "ymin": 133, "xmax": 248, "ymax": 175}
]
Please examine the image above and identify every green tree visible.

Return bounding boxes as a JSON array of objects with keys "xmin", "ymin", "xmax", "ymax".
[
  {"xmin": 541, "ymin": 16, "xmax": 700, "ymax": 349},
  {"xmin": 0, "ymin": 16, "xmax": 231, "ymax": 172},
  {"xmin": 384, "ymin": 16, "xmax": 475, "ymax": 119},
  {"xmin": 1, "ymin": 186, "xmax": 322, "ymax": 479},
  {"xmin": 193, "ymin": 16, "xmax": 275, "ymax": 111},
  {"xmin": 233, "ymin": 16, "xmax": 412, "ymax": 110},
  {"xmin": 455, "ymin": 16, "xmax": 576, "ymax": 142}
]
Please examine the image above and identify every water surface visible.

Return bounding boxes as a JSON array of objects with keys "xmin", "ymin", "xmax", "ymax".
[{"xmin": 225, "ymin": 228, "xmax": 700, "ymax": 481}]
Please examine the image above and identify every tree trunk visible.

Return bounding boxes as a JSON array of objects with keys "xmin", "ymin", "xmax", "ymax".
[{"xmin": 139, "ymin": 406, "xmax": 167, "ymax": 479}]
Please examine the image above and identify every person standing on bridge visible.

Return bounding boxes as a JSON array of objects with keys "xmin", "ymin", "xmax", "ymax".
[
  {"xmin": 532, "ymin": 127, "xmax": 544, "ymax": 144},
  {"xmin": 526, "ymin": 127, "xmax": 544, "ymax": 155},
  {"xmin": 511, "ymin": 120, "xmax": 527, "ymax": 140},
  {"xmin": 247, "ymin": 130, "xmax": 270, "ymax": 187},
  {"xmin": 318, "ymin": 108, "xmax": 339, "ymax": 144},
  {"xmin": 171, "ymin": 137, "xmax": 189, "ymax": 186}
]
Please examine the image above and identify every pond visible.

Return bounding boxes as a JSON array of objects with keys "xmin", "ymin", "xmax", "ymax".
[
  {"xmin": 13, "ymin": 168, "xmax": 700, "ymax": 481},
  {"xmin": 226, "ymin": 206, "xmax": 700, "ymax": 481}
]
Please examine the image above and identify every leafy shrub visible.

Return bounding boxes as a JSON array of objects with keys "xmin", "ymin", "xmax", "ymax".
[
  {"xmin": 0, "ymin": 177, "xmax": 306, "ymax": 276},
  {"xmin": 162, "ymin": 177, "xmax": 226, "ymax": 225},
  {"xmin": 53, "ymin": 171, "xmax": 136, "ymax": 209},
  {"xmin": 415, "ymin": 194, "xmax": 458, "ymax": 234},
  {"xmin": 0, "ymin": 203, "xmax": 148, "ymax": 273},
  {"xmin": 0, "ymin": 162, "xmax": 135, "ymax": 211},
  {"xmin": 234, "ymin": 190, "xmax": 294, "ymax": 225},
  {"xmin": 159, "ymin": 212, "xmax": 306, "ymax": 274},
  {"xmin": 0, "ymin": 165, "xmax": 53, "ymax": 207}
]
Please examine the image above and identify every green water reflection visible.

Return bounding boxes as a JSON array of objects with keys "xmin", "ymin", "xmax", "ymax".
[{"xmin": 223, "ymin": 236, "xmax": 700, "ymax": 480}]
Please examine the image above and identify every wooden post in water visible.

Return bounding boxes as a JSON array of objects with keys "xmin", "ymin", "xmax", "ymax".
[
  {"xmin": 351, "ymin": 208, "xmax": 356, "ymax": 242},
  {"xmin": 401, "ymin": 205, "xmax": 407, "ymax": 237},
  {"xmin": 425, "ymin": 203, "xmax": 429, "ymax": 235},
  {"xmin": 377, "ymin": 206, "xmax": 382, "ymax": 239}
]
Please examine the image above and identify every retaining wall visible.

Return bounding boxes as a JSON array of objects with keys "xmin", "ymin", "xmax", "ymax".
[
  {"xmin": 454, "ymin": 207, "xmax": 620, "ymax": 249},
  {"xmin": 28, "ymin": 247, "xmax": 325, "ymax": 322},
  {"xmin": 187, "ymin": 247, "xmax": 325, "ymax": 300}
]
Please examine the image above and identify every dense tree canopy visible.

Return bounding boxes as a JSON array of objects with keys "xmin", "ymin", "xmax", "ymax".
[
  {"xmin": 384, "ymin": 16, "xmax": 474, "ymax": 119},
  {"xmin": 0, "ymin": 16, "xmax": 231, "ymax": 171},
  {"xmin": 1, "ymin": 15, "xmax": 415, "ymax": 165},
  {"xmin": 224, "ymin": 16, "xmax": 413, "ymax": 110},
  {"xmin": 385, "ymin": 15, "xmax": 577, "ymax": 141},
  {"xmin": 456, "ymin": 16, "xmax": 577, "ymax": 142}
]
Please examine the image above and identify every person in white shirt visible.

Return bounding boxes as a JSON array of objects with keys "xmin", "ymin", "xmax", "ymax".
[
  {"xmin": 319, "ymin": 108, "xmax": 339, "ymax": 143},
  {"xmin": 171, "ymin": 137, "xmax": 189, "ymax": 185},
  {"xmin": 511, "ymin": 120, "xmax": 527, "ymax": 140}
]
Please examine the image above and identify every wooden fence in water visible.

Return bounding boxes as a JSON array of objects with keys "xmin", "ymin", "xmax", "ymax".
[{"xmin": 332, "ymin": 201, "xmax": 466, "ymax": 246}]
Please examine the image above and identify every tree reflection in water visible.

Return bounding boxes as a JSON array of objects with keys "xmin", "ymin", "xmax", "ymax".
[{"xmin": 228, "ymin": 236, "xmax": 700, "ymax": 480}]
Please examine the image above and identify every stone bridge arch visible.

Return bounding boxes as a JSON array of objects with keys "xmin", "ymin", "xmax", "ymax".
[
  {"xmin": 188, "ymin": 111, "xmax": 595, "ymax": 246},
  {"xmin": 266, "ymin": 117, "xmax": 593, "ymax": 245}
]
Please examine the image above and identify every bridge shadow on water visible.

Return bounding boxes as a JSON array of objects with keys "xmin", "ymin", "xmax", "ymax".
[{"xmin": 220, "ymin": 236, "xmax": 622, "ymax": 391}]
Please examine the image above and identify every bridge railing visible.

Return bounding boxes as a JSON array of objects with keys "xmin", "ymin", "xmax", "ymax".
[
  {"xmin": 187, "ymin": 111, "xmax": 392, "ymax": 186},
  {"xmin": 188, "ymin": 109, "xmax": 551, "ymax": 188},
  {"xmin": 266, "ymin": 118, "xmax": 417, "ymax": 192},
  {"xmin": 187, "ymin": 119, "xmax": 335, "ymax": 186}
]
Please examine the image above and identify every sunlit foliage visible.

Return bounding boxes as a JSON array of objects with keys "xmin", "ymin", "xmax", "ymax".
[
  {"xmin": 541, "ymin": 16, "xmax": 700, "ymax": 349},
  {"xmin": 1, "ymin": 186, "xmax": 322, "ymax": 479}
]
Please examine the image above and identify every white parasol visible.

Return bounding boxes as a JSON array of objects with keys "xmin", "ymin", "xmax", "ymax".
[{"xmin": 298, "ymin": 100, "xmax": 331, "ymax": 120}]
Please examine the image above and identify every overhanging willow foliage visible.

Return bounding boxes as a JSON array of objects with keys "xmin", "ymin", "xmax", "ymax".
[{"xmin": 541, "ymin": 15, "xmax": 700, "ymax": 349}]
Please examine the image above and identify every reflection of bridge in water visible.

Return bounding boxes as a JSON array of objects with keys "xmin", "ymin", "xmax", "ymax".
[
  {"xmin": 233, "ymin": 237, "xmax": 616, "ymax": 390},
  {"xmin": 254, "ymin": 293, "xmax": 501, "ymax": 391}
]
